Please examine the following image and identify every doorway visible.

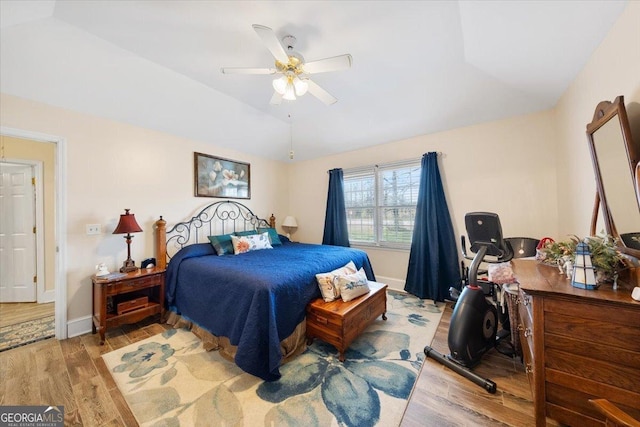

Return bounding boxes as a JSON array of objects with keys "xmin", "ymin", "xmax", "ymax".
[
  {"xmin": 0, "ymin": 159, "xmax": 53, "ymax": 350},
  {"xmin": 0, "ymin": 129, "xmax": 67, "ymax": 346}
]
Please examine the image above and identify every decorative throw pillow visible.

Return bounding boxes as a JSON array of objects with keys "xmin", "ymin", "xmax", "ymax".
[
  {"xmin": 235, "ymin": 230, "xmax": 258, "ymax": 237},
  {"xmin": 334, "ymin": 268, "xmax": 370, "ymax": 302},
  {"xmin": 231, "ymin": 232, "xmax": 273, "ymax": 255},
  {"xmin": 208, "ymin": 234, "xmax": 235, "ymax": 256},
  {"xmin": 315, "ymin": 261, "xmax": 357, "ymax": 302},
  {"xmin": 257, "ymin": 227, "xmax": 282, "ymax": 246}
]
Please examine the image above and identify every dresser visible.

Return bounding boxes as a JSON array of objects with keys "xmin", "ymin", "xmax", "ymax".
[{"xmin": 513, "ymin": 260, "xmax": 640, "ymax": 426}]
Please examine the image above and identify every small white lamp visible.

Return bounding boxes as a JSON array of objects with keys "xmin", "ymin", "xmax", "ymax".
[
  {"xmin": 282, "ymin": 216, "xmax": 298, "ymax": 239},
  {"xmin": 571, "ymin": 241, "xmax": 598, "ymax": 290}
]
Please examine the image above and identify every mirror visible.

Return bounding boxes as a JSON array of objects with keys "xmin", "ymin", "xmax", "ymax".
[{"xmin": 588, "ymin": 96, "xmax": 640, "ymax": 259}]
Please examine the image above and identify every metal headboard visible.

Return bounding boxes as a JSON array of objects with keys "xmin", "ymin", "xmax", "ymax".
[{"xmin": 155, "ymin": 200, "xmax": 273, "ymax": 266}]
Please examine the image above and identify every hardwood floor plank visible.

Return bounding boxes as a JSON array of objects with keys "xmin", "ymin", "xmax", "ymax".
[
  {"xmin": 60, "ymin": 336, "xmax": 85, "ymax": 354},
  {"xmin": 39, "ymin": 376, "xmax": 83, "ymax": 427},
  {"xmin": 93, "ymin": 356, "xmax": 118, "ymax": 391},
  {"xmin": 80, "ymin": 333, "xmax": 114, "ymax": 359},
  {"xmin": 104, "ymin": 328, "xmax": 133, "ymax": 351},
  {"xmin": 64, "ymin": 346, "xmax": 99, "ymax": 386},
  {"xmin": 108, "ymin": 387, "xmax": 139, "ymax": 427},
  {"xmin": 73, "ymin": 376, "xmax": 119, "ymax": 427}
]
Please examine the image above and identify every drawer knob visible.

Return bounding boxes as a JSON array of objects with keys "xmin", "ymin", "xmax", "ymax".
[
  {"xmin": 523, "ymin": 328, "xmax": 532, "ymax": 338},
  {"xmin": 525, "ymin": 364, "xmax": 533, "ymax": 374}
]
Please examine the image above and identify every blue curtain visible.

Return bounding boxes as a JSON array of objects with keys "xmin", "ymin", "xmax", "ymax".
[
  {"xmin": 322, "ymin": 168, "xmax": 350, "ymax": 247},
  {"xmin": 404, "ymin": 152, "xmax": 460, "ymax": 301}
]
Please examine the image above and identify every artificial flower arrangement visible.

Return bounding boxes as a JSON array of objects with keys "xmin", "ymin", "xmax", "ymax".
[{"xmin": 538, "ymin": 234, "xmax": 626, "ymax": 281}]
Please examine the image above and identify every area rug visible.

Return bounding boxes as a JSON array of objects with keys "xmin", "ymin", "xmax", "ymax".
[
  {"xmin": 102, "ymin": 291, "xmax": 443, "ymax": 427},
  {"xmin": 0, "ymin": 315, "xmax": 55, "ymax": 352}
]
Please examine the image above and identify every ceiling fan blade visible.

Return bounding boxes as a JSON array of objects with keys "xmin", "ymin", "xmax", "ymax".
[
  {"xmin": 303, "ymin": 54, "xmax": 352, "ymax": 74},
  {"xmin": 307, "ymin": 79, "xmax": 337, "ymax": 105},
  {"xmin": 270, "ymin": 91, "xmax": 283, "ymax": 105},
  {"xmin": 220, "ymin": 67, "xmax": 276, "ymax": 75},
  {"xmin": 252, "ymin": 24, "xmax": 289, "ymax": 64}
]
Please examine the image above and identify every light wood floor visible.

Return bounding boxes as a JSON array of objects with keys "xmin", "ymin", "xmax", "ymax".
[
  {"xmin": 0, "ymin": 306, "xmax": 551, "ymax": 427},
  {"xmin": 0, "ymin": 302, "xmax": 54, "ymax": 328}
]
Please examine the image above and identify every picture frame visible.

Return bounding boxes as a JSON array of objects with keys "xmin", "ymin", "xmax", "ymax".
[{"xmin": 194, "ymin": 152, "xmax": 251, "ymax": 199}]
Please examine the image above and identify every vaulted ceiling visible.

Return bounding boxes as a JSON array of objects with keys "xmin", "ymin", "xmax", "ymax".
[{"xmin": 0, "ymin": 1, "xmax": 627, "ymax": 161}]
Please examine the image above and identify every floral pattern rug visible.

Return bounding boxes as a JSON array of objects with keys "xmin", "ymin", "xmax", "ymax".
[{"xmin": 102, "ymin": 291, "xmax": 443, "ymax": 427}]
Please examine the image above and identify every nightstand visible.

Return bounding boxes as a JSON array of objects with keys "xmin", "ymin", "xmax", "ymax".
[{"xmin": 92, "ymin": 267, "xmax": 165, "ymax": 345}]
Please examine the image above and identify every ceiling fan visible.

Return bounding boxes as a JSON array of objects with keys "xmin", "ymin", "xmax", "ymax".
[{"xmin": 221, "ymin": 24, "xmax": 352, "ymax": 105}]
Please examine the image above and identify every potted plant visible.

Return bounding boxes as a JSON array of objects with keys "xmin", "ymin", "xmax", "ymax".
[{"xmin": 539, "ymin": 235, "xmax": 626, "ymax": 282}]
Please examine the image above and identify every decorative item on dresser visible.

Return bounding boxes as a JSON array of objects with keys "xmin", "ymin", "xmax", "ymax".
[
  {"xmin": 512, "ymin": 259, "xmax": 640, "ymax": 427},
  {"xmin": 112, "ymin": 209, "xmax": 143, "ymax": 273},
  {"xmin": 92, "ymin": 267, "xmax": 165, "ymax": 345}
]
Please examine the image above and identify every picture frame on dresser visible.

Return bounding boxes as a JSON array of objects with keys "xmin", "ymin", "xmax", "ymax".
[{"xmin": 194, "ymin": 152, "xmax": 251, "ymax": 199}]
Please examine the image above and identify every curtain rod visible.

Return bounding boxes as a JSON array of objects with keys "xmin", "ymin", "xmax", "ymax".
[{"xmin": 330, "ymin": 152, "xmax": 444, "ymax": 174}]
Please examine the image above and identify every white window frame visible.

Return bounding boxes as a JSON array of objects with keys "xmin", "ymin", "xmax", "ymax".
[{"xmin": 343, "ymin": 159, "xmax": 421, "ymax": 250}]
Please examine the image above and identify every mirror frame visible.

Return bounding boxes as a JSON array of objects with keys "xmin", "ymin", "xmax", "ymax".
[{"xmin": 587, "ymin": 95, "xmax": 640, "ymax": 259}]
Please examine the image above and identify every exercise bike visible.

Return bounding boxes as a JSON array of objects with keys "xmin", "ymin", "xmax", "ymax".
[{"xmin": 424, "ymin": 212, "xmax": 514, "ymax": 394}]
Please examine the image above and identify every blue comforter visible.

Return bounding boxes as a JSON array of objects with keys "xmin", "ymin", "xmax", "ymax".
[{"xmin": 165, "ymin": 241, "xmax": 375, "ymax": 381}]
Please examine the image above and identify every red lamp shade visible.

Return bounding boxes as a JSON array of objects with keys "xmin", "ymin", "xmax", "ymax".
[
  {"xmin": 113, "ymin": 209, "xmax": 142, "ymax": 234},
  {"xmin": 113, "ymin": 209, "xmax": 143, "ymax": 272}
]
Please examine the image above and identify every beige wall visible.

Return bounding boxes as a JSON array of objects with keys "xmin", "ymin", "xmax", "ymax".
[
  {"xmin": 0, "ymin": 94, "xmax": 289, "ymax": 320},
  {"xmin": 1, "ymin": 135, "xmax": 56, "ymax": 294},
  {"xmin": 288, "ymin": 110, "xmax": 559, "ymax": 287},
  {"xmin": 555, "ymin": 0, "xmax": 640, "ymax": 236}
]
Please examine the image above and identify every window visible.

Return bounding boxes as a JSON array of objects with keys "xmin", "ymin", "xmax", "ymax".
[{"xmin": 343, "ymin": 160, "xmax": 421, "ymax": 248}]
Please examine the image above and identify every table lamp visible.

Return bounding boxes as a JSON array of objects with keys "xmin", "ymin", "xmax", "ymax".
[
  {"xmin": 282, "ymin": 216, "xmax": 298, "ymax": 239},
  {"xmin": 113, "ymin": 209, "xmax": 143, "ymax": 273},
  {"xmin": 571, "ymin": 241, "xmax": 598, "ymax": 290}
]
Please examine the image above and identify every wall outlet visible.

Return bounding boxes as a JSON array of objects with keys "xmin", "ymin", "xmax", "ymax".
[{"xmin": 86, "ymin": 224, "xmax": 101, "ymax": 235}]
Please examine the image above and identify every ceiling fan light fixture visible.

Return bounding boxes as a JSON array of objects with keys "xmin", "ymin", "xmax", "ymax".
[
  {"xmin": 293, "ymin": 77, "xmax": 308, "ymax": 96},
  {"xmin": 283, "ymin": 83, "xmax": 296, "ymax": 101},
  {"xmin": 272, "ymin": 75, "xmax": 288, "ymax": 95}
]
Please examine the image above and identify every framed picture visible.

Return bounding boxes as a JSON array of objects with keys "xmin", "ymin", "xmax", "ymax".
[{"xmin": 194, "ymin": 152, "xmax": 251, "ymax": 199}]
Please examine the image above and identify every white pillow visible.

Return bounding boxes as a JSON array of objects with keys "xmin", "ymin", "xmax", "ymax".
[
  {"xmin": 315, "ymin": 261, "xmax": 357, "ymax": 302},
  {"xmin": 231, "ymin": 232, "xmax": 273, "ymax": 255},
  {"xmin": 334, "ymin": 268, "xmax": 370, "ymax": 302}
]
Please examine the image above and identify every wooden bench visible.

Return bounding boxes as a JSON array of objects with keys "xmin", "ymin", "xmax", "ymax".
[{"xmin": 306, "ymin": 281, "xmax": 387, "ymax": 361}]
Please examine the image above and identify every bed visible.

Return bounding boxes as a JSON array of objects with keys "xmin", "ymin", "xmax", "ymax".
[{"xmin": 154, "ymin": 201, "xmax": 375, "ymax": 381}]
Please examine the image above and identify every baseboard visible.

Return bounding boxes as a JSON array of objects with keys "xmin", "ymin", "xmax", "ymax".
[
  {"xmin": 67, "ymin": 315, "xmax": 92, "ymax": 338},
  {"xmin": 377, "ymin": 275, "xmax": 405, "ymax": 292},
  {"xmin": 38, "ymin": 289, "xmax": 55, "ymax": 304}
]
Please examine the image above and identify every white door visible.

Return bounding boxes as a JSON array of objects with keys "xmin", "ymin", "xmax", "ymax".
[{"xmin": 0, "ymin": 162, "xmax": 37, "ymax": 302}]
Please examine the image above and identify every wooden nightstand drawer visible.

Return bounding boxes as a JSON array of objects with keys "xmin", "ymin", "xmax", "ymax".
[
  {"xmin": 105, "ymin": 273, "xmax": 162, "ymax": 295},
  {"xmin": 117, "ymin": 296, "xmax": 149, "ymax": 314}
]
